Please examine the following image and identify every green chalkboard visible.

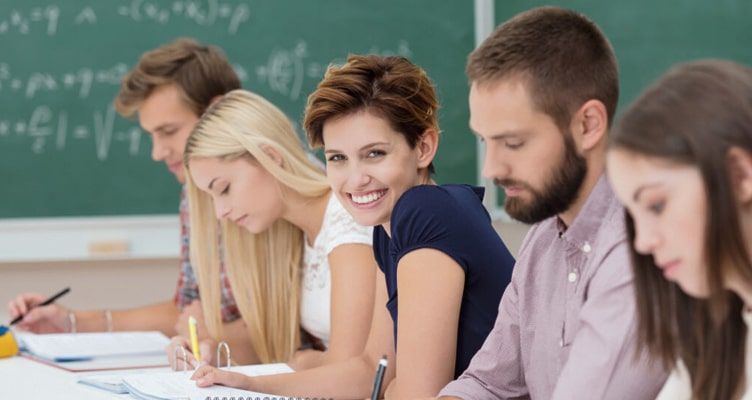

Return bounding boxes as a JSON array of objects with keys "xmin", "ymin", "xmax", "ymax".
[
  {"xmin": 496, "ymin": 1, "xmax": 752, "ymax": 117},
  {"xmin": 1, "ymin": 1, "xmax": 475, "ymax": 218}
]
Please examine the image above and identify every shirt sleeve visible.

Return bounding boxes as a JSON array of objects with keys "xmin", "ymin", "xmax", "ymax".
[
  {"xmin": 390, "ymin": 185, "xmax": 480, "ymax": 274},
  {"xmin": 323, "ymin": 195, "xmax": 373, "ymax": 254},
  {"xmin": 550, "ymin": 242, "xmax": 668, "ymax": 399},
  {"xmin": 218, "ymin": 263, "xmax": 241, "ymax": 322},
  {"xmin": 174, "ymin": 187, "xmax": 199, "ymax": 310}
]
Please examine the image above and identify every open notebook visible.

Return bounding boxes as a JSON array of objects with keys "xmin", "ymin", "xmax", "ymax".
[
  {"xmin": 16, "ymin": 330, "xmax": 170, "ymax": 371},
  {"xmin": 81, "ymin": 363, "xmax": 301, "ymax": 400},
  {"xmin": 17, "ymin": 330, "xmax": 170, "ymax": 361}
]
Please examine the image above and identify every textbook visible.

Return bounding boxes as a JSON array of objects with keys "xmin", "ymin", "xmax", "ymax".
[
  {"xmin": 114, "ymin": 363, "xmax": 298, "ymax": 400},
  {"xmin": 16, "ymin": 331, "xmax": 171, "ymax": 371}
]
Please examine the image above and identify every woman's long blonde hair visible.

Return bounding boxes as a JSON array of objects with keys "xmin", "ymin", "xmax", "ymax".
[{"xmin": 183, "ymin": 89, "xmax": 330, "ymax": 363}]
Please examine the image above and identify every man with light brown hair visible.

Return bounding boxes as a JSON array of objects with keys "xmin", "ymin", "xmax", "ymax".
[
  {"xmin": 438, "ymin": 7, "xmax": 667, "ymax": 399},
  {"xmin": 8, "ymin": 38, "xmax": 257, "ymax": 366}
]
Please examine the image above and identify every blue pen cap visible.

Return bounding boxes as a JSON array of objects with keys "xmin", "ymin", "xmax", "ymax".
[{"xmin": 0, "ymin": 325, "xmax": 19, "ymax": 358}]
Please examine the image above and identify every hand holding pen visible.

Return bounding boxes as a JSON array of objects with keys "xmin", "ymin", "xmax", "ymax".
[{"xmin": 6, "ymin": 287, "xmax": 72, "ymax": 333}]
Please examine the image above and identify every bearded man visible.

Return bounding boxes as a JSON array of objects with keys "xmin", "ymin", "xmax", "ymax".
[{"xmin": 439, "ymin": 7, "xmax": 668, "ymax": 400}]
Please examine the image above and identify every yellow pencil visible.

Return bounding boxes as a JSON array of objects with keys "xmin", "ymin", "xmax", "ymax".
[{"xmin": 188, "ymin": 316, "xmax": 201, "ymax": 363}]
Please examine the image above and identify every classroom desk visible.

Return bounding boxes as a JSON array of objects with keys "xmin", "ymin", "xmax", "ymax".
[{"xmin": 0, "ymin": 355, "xmax": 169, "ymax": 399}]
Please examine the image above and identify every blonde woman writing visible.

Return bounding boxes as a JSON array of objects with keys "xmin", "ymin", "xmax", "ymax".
[{"xmin": 168, "ymin": 89, "xmax": 377, "ymax": 370}]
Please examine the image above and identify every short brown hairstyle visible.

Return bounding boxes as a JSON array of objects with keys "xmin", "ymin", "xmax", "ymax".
[
  {"xmin": 114, "ymin": 38, "xmax": 241, "ymax": 119},
  {"xmin": 467, "ymin": 6, "xmax": 619, "ymax": 131},
  {"xmin": 304, "ymin": 54, "xmax": 439, "ymax": 173}
]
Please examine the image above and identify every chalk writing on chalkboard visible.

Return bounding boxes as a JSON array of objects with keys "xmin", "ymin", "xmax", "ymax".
[
  {"xmin": 0, "ymin": 6, "xmax": 60, "ymax": 35},
  {"xmin": 256, "ymin": 40, "xmax": 412, "ymax": 101},
  {"xmin": 0, "ymin": 38, "xmax": 412, "ymax": 160},
  {"xmin": 0, "ymin": 1, "xmax": 251, "ymax": 36},
  {"xmin": 116, "ymin": 0, "xmax": 251, "ymax": 34},
  {"xmin": 0, "ymin": 62, "xmax": 127, "ymax": 99},
  {"xmin": 0, "ymin": 105, "xmax": 142, "ymax": 159},
  {"xmin": 1, "ymin": 1, "xmax": 474, "ymax": 218}
]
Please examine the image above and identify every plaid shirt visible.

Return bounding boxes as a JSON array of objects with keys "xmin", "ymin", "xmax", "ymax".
[{"xmin": 173, "ymin": 186, "xmax": 241, "ymax": 323}]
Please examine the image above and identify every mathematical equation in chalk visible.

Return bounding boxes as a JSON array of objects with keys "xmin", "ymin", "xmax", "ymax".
[
  {"xmin": 0, "ymin": 63, "xmax": 127, "ymax": 100},
  {"xmin": 0, "ymin": 40, "xmax": 412, "ymax": 102},
  {"xmin": 0, "ymin": 40, "xmax": 412, "ymax": 159},
  {"xmin": 0, "ymin": 1, "xmax": 251, "ymax": 36},
  {"xmin": 0, "ymin": 105, "xmax": 142, "ymax": 160}
]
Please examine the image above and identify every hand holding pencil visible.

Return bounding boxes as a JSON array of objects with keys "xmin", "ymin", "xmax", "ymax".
[
  {"xmin": 166, "ymin": 316, "xmax": 215, "ymax": 371},
  {"xmin": 6, "ymin": 288, "xmax": 72, "ymax": 334},
  {"xmin": 189, "ymin": 316, "xmax": 201, "ymax": 363},
  {"xmin": 166, "ymin": 335, "xmax": 215, "ymax": 370}
]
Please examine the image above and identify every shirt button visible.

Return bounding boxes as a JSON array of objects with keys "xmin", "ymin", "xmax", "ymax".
[
  {"xmin": 568, "ymin": 271, "xmax": 577, "ymax": 283},
  {"xmin": 559, "ymin": 338, "xmax": 564, "ymax": 347},
  {"xmin": 583, "ymin": 241, "xmax": 591, "ymax": 253}
]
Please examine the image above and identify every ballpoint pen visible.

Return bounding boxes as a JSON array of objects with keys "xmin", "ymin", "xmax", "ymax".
[{"xmin": 371, "ymin": 355, "xmax": 388, "ymax": 400}]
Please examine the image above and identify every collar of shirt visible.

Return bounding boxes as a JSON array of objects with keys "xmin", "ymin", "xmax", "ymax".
[{"xmin": 556, "ymin": 175, "xmax": 618, "ymax": 256}]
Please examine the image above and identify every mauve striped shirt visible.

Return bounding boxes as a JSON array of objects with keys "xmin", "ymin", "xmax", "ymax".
[{"xmin": 440, "ymin": 176, "xmax": 667, "ymax": 400}]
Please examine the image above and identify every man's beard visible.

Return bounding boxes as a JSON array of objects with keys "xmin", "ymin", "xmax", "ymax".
[{"xmin": 497, "ymin": 134, "xmax": 587, "ymax": 224}]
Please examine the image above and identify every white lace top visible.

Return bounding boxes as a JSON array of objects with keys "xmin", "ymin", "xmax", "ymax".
[
  {"xmin": 300, "ymin": 193, "xmax": 372, "ymax": 347},
  {"xmin": 656, "ymin": 309, "xmax": 752, "ymax": 399}
]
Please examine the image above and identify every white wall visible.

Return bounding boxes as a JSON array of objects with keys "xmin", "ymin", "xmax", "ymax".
[
  {"xmin": 493, "ymin": 220, "xmax": 530, "ymax": 259},
  {"xmin": 0, "ymin": 215, "xmax": 181, "ymax": 323},
  {"xmin": 0, "ymin": 215, "xmax": 179, "ymax": 262},
  {"xmin": 0, "ymin": 257, "xmax": 179, "ymax": 323}
]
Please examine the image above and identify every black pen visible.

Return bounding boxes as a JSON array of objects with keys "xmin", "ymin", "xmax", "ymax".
[
  {"xmin": 370, "ymin": 355, "xmax": 388, "ymax": 400},
  {"xmin": 10, "ymin": 287, "xmax": 71, "ymax": 325}
]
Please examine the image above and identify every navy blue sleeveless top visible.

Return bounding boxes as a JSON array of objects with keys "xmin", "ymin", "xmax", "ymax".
[{"xmin": 373, "ymin": 184, "xmax": 515, "ymax": 378}]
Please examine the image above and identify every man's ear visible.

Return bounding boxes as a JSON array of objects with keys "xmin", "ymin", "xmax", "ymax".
[
  {"xmin": 727, "ymin": 146, "xmax": 752, "ymax": 204},
  {"xmin": 416, "ymin": 128, "xmax": 439, "ymax": 169},
  {"xmin": 209, "ymin": 95, "xmax": 223, "ymax": 107},
  {"xmin": 571, "ymin": 99, "xmax": 608, "ymax": 152}
]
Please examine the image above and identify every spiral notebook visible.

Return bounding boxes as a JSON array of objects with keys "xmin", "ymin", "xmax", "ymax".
[{"xmin": 116, "ymin": 363, "xmax": 303, "ymax": 400}]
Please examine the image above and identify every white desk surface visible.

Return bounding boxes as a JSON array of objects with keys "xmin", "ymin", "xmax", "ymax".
[{"xmin": 0, "ymin": 355, "xmax": 170, "ymax": 399}]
